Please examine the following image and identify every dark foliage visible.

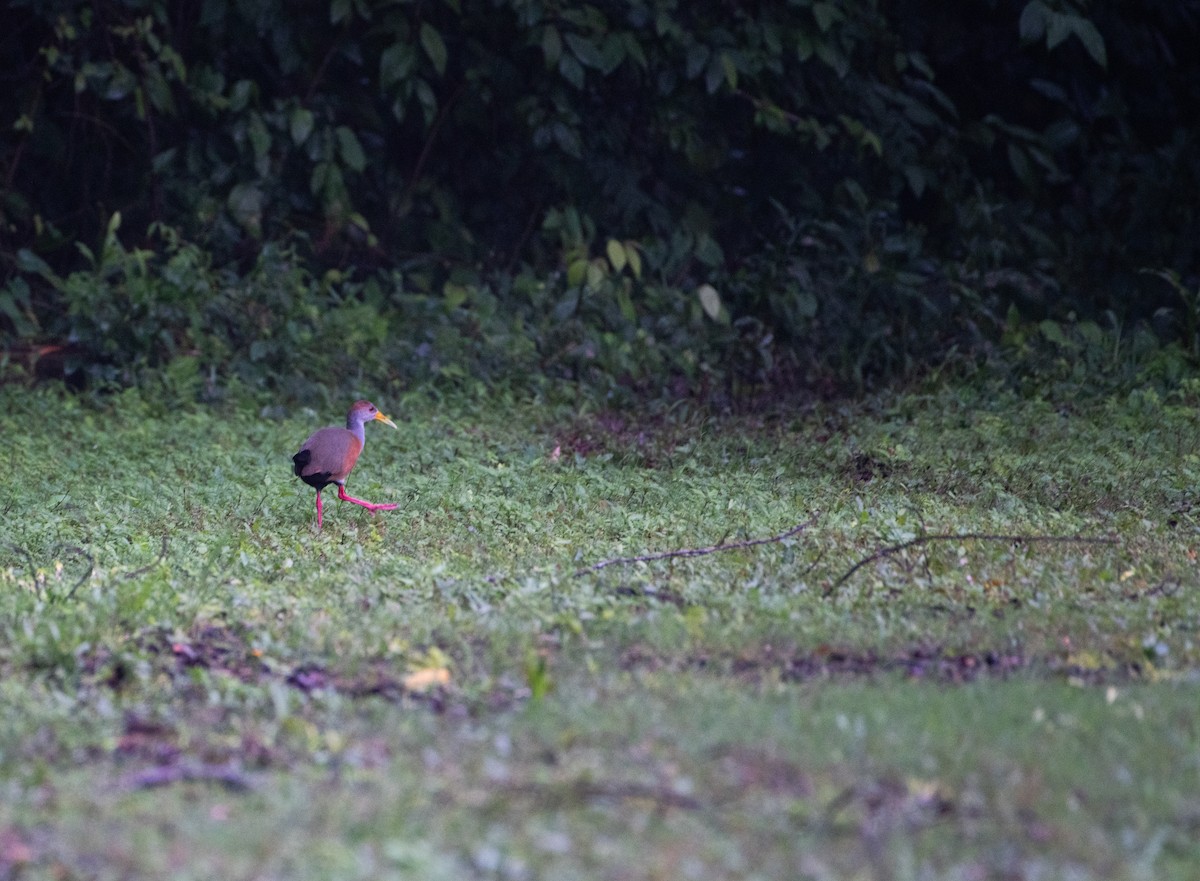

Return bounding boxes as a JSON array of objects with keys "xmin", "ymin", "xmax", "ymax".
[{"xmin": 1, "ymin": 0, "xmax": 1197, "ymax": 396}]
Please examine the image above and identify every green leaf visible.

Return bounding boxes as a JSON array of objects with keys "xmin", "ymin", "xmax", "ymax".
[
  {"xmin": 586, "ymin": 259, "xmax": 606, "ymax": 290},
  {"xmin": 565, "ymin": 33, "xmax": 603, "ymax": 69},
  {"xmin": 415, "ymin": 79, "xmax": 438, "ymax": 123},
  {"xmin": 290, "ymin": 107, "xmax": 314, "ymax": 145},
  {"xmin": 622, "ymin": 32, "xmax": 647, "ymax": 68},
  {"xmin": 567, "ymin": 258, "xmax": 588, "ymax": 288},
  {"xmin": 1045, "ymin": 12, "xmax": 1072, "ymax": 50},
  {"xmin": 697, "ymin": 283, "xmax": 721, "ymax": 320},
  {"xmin": 229, "ymin": 79, "xmax": 254, "ymax": 112},
  {"xmin": 320, "ymin": 163, "xmax": 346, "ymax": 206},
  {"xmin": 553, "ymin": 288, "xmax": 580, "ymax": 320},
  {"xmin": 796, "ymin": 289, "xmax": 818, "ymax": 318},
  {"xmin": 1007, "ymin": 143, "xmax": 1034, "ymax": 189},
  {"xmin": 443, "ymin": 282, "xmax": 469, "ymax": 309},
  {"xmin": 330, "ymin": 0, "xmax": 351, "ymax": 24},
  {"xmin": 104, "ymin": 63, "xmax": 136, "ymax": 101},
  {"xmin": 1018, "ymin": 1, "xmax": 1050, "ymax": 42},
  {"xmin": 420, "ymin": 23, "xmax": 448, "ymax": 76},
  {"xmin": 720, "ymin": 53, "xmax": 738, "ymax": 90},
  {"xmin": 841, "ymin": 115, "xmax": 882, "ymax": 156},
  {"xmin": 16, "ymin": 249, "xmax": 55, "ymax": 280},
  {"xmin": 842, "ymin": 178, "xmax": 868, "ymax": 210},
  {"xmin": 380, "ymin": 44, "xmax": 416, "ymax": 89},
  {"xmin": 310, "ymin": 160, "xmax": 329, "ymax": 196},
  {"xmin": 814, "ymin": 40, "xmax": 848, "ymax": 77},
  {"xmin": 796, "ymin": 32, "xmax": 814, "ymax": 62},
  {"xmin": 151, "ymin": 147, "xmax": 177, "ymax": 173},
  {"xmin": 904, "ymin": 165, "xmax": 926, "ymax": 198},
  {"xmin": 1069, "ymin": 17, "xmax": 1107, "ymax": 67},
  {"xmin": 558, "ymin": 54, "xmax": 585, "ymax": 89},
  {"xmin": 143, "ymin": 67, "xmax": 176, "ymax": 114},
  {"xmin": 0, "ymin": 279, "xmax": 37, "ymax": 336},
  {"xmin": 598, "ymin": 34, "xmax": 626, "ymax": 74},
  {"xmin": 624, "ymin": 242, "xmax": 642, "ymax": 279},
  {"xmin": 694, "ymin": 234, "xmax": 724, "ymax": 267},
  {"xmin": 1039, "ymin": 319, "xmax": 1068, "ymax": 346},
  {"xmin": 541, "ymin": 26, "xmax": 562, "ymax": 67},
  {"xmin": 812, "ymin": 2, "xmax": 841, "ymax": 32},
  {"xmin": 336, "ymin": 126, "xmax": 366, "ymax": 172},
  {"xmin": 606, "ymin": 239, "xmax": 626, "ymax": 272},
  {"xmin": 552, "ymin": 121, "xmax": 581, "ymax": 157},
  {"xmin": 704, "ymin": 57, "xmax": 724, "ymax": 94},
  {"xmin": 227, "ymin": 184, "xmax": 263, "ymax": 234},
  {"xmin": 248, "ymin": 112, "xmax": 270, "ymax": 159},
  {"xmin": 616, "ymin": 285, "xmax": 636, "ymax": 323}
]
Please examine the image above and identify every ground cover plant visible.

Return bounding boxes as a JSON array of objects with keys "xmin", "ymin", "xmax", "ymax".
[{"xmin": 1, "ymin": 377, "xmax": 1198, "ymax": 880}]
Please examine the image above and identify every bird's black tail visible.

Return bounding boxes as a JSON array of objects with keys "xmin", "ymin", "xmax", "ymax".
[
  {"xmin": 293, "ymin": 448, "xmax": 334, "ymax": 489},
  {"xmin": 292, "ymin": 448, "xmax": 311, "ymax": 477}
]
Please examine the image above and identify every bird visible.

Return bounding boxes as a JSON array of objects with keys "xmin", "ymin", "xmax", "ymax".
[{"xmin": 292, "ymin": 400, "xmax": 399, "ymax": 529}]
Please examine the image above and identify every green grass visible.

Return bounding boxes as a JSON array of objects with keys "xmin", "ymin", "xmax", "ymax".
[{"xmin": 1, "ymin": 379, "xmax": 1199, "ymax": 879}]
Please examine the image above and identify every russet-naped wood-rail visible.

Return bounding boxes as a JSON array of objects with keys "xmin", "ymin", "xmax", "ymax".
[{"xmin": 292, "ymin": 400, "xmax": 399, "ymax": 529}]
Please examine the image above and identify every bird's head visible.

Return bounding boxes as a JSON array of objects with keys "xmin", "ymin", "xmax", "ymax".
[{"xmin": 349, "ymin": 399, "xmax": 397, "ymax": 430}]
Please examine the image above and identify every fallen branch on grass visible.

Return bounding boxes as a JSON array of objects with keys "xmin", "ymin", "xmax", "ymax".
[
  {"xmin": 123, "ymin": 761, "xmax": 252, "ymax": 792},
  {"xmin": 575, "ymin": 514, "xmax": 820, "ymax": 576},
  {"xmin": 500, "ymin": 779, "xmax": 703, "ymax": 812},
  {"xmin": 826, "ymin": 532, "xmax": 1119, "ymax": 595},
  {"xmin": 122, "ymin": 535, "xmax": 169, "ymax": 581},
  {"xmin": 60, "ymin": 545, "xmax": 94, "ymax": 600}
]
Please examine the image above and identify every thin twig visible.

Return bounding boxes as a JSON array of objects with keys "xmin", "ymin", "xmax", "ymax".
[
  {"xmin": 826, "ymin": 532, "xmax": 1118, "ymax": 595},
  {"xmin": 500, "ymin": 779, "xmax": 703, "ymax": 812},
  {"xmin": 504, "ymin": 199, "xmax": 544, "ymax": 274},
  {"xmin": 404, "ymin": 80, "xmax": 466, "ymax": 198},
  {"xmin": 1125, "ymin": 577, "xmax": 1180, "ymax": 601},
  {"xmin": 61, "ymin": 545, "xmax": 95, "ymax": 601},
  {"xmin": 123, "ymin": 535, "xmax": 169, "ymax": 581},
  {"xmin": 576, "ymin": 514, "xmax": 819, "ymax": 576},
  {"xmin": 797, "ymin": 547, "xmax": 827, "ymax": 580},
  {"xmin": 123, "ymin": 762, "xmax": 252, "ymax": 792},
  {"xmin": 4, "ymin": 542, "xmax": 95, "ymax": 601},
  {"xmin": 304, "ymin": 40, "xmax": 341, "ymax": 105}
]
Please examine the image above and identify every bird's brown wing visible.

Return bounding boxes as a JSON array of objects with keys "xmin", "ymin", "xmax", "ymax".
[{"xmin": 293, "ymin": 427, "xmax": 362, "ymax": 488}]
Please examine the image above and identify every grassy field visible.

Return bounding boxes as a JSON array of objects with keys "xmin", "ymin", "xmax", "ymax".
[{"xmin": 1, "ymin": 379, "xmax": 1198, "ymax": 880}]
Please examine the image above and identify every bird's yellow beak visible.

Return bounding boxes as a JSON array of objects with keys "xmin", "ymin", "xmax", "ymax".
[{"xmin": 374, "ymin": 411, "xmax": 398, "ymax": 429}]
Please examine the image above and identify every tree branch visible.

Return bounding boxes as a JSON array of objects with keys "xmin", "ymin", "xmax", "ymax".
[
  {"xmin": 123, "ymin": 761, "xmax": 252, "ymax": 792},
  {"xmin": 826, "ymin": 532, "xmax": 1118, "ymax": 595},
  {"xmin": 576, "ymin": 514, "xmax": 819, "ymax": 576}
]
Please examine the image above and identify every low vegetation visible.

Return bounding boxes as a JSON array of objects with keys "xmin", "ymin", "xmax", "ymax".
[{"xmin": 1, "ymin": 377, "xmax": 1197, "ymax": 878}]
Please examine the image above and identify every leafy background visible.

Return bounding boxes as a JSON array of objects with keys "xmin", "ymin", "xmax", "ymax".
[{"xmin": 1, "ymin": 0, "xmax": 1198, "ymax": 398}]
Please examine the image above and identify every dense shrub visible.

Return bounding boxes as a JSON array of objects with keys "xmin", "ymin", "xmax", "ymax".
[{"xmin": 1, "ymin": 0, "xmax": 1197, "ymax": 394}]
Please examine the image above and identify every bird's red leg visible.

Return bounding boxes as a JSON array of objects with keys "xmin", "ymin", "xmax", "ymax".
[
  {"xmin": 336, "ymin": 484, "xmax": 399, "ymax": 515},
  {"xmin": 315, "ymin": 489, "xmax": 324, "ymax": 529}
]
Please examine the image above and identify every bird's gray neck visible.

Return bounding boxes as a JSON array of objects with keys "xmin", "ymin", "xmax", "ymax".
[{"xmin": 345, "ymin": 416, "xmax": 367, "ymax": 446}]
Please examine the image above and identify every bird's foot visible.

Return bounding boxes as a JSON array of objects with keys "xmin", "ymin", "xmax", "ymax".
[
  {"xmin": 337, "ymin": 486, "xmax": 399, "ymax": 515},
  {"xmin": 363, "ymin": 502, "xmax": 400, "ymax": 515}
]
